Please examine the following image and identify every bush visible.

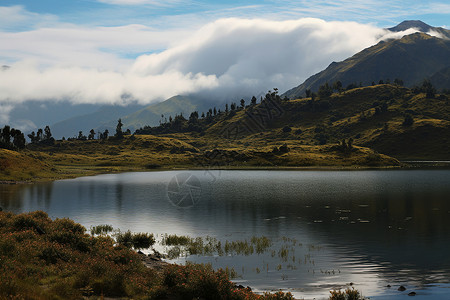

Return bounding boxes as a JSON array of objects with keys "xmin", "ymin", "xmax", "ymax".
[{"xmin": 282, "ymin": 126, "xmax": 292, "ymax": 133}]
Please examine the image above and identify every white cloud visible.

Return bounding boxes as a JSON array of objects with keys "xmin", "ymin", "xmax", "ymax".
[
  {"xmin": 0, "ymin": 17, "xmax": 420, "ymax": 110},
  {"xmin": 0, "ymin": 104, "xmax": 13, "ymax": 124},
  {"xmin": 0, "ymin": 24, "xmax": 191, "ymax": 69}
]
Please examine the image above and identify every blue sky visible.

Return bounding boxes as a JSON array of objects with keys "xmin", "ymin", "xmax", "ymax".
[
  {"xmin": 1, "ymin": 0, "xmax": 450, "ymax": 127},
  {"xmin": 2, "ymin": 0, "xmax": 450, "ymax": 29}
]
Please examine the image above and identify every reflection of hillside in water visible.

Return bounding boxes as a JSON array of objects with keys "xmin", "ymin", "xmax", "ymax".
[
  {"xmin": 1, "ymin": 170, "xmax": 449, "ymax": 285},
  {"xmin": 0, "ymin": 183, "xmax": 53, "ymax": 211}
]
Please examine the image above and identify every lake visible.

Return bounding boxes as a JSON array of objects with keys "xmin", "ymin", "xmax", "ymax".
[{"xmin": 1, "ymin": 170, "xmax": 450, "ymax": 299}]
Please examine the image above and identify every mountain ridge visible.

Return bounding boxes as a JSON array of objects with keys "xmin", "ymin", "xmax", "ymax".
[{"xmin": 282, "ymin": 30, "xmax": 450, "ymax": 99}]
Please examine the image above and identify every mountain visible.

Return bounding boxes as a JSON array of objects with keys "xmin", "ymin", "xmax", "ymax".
[
  {"xmin": 388, "ymin": 20, "xmax": 450, "ymax": 39},
  {"xmin": 49, "ymin": 94, "xmax": 214, "ymax": 138},
  {"xmin": 50, "ymin": 103, "xmax": 145, "ymax": 139},
  {"xmin": 5, "ymin": 101, "xmax": 103, "ymax": 134},
  {"xmin": 120, "ymin": 95, "xmax": 213, "ymax": 131},
  {"xmin": 283, "ymin": 21, "xmax": 450, "ymax": 99},
  {"xmin": 429, "ymin": 66, "xmax": 450, "ymax": 91}
]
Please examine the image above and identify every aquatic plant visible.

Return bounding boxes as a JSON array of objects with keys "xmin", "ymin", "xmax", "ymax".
[
  {"xmin": 90, "ymin": 224, "xmax": 114, "ymax": 236},
  {"xmin": 329, "ymin": 288, "xmax": 364, "ymax": 300}
]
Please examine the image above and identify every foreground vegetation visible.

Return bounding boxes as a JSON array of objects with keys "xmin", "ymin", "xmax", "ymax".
[{"xmin": 0, "ymin": 210, "xmax": 299, "ymax": 299}]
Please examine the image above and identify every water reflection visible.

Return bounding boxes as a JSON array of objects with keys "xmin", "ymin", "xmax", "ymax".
[{"xmin": 1, "ymin": 170, "xmax": 449, "ymax": 299}]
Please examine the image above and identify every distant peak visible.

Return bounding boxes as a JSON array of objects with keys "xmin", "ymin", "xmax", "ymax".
[
  {"xmin": 1, "ymin": 65, "xmax": 10, "ymax": 70},
  {"xmin": 388, "ymin": 20, "xmax": 434, "ymax": 32}
]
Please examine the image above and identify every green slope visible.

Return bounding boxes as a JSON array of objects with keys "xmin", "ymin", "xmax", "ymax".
[{"xmin": 204, "ymin": 85, "xmax": 450, "ymax": 160}]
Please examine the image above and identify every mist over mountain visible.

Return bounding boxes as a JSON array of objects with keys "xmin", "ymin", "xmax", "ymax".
[
  {"xmin": 388, "ymin": 20, "xmax": 450, "ymax": 39},
  {"xmin": 283, "ymin": 21, "xmax": 450, "ymax": 99}
]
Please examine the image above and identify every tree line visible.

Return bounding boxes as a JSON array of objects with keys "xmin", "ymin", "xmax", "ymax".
[{"xmin": 135, "ymin": 89, "xmax": 288, "ymax": 135}]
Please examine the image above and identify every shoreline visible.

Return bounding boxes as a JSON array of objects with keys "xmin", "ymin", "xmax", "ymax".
[{"xmin": 2, "ymin": 161, "xmax": 450, "ymax": 184}]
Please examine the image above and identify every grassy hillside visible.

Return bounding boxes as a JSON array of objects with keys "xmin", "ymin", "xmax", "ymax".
[
  {"xmin": 0, "ymin": 149, "xmax": 58, "ymax": 181},
  {"xmin": 201, "ymin": 84, "xmax": 449, "ymax": 160}
]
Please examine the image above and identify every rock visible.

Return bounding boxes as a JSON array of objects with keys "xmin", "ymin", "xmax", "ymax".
[
  {"xmin": 398, "ymin": 286, "xmax": 406, "ymax": 291},
  {"xmin": 387, "ymin": 285, "xmax": 391, "ymax": 288},
  {"xmin": 137, "ymin": 250, "xmax": 144, "ymax": 255},
  {"xmin": 408, "ymin": 292, "xmax": 416, "ymax": 296}
]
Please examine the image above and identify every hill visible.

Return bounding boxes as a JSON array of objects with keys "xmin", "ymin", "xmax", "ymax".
[
  {"xmin": 149, "ymin": 85, "xmax": 449, "ymax": 160},
  {"xmin": 283, "ymin": 22, "xmax": 450, "ymax": 99},
  {"xmin": 0, "ymin": 148, "xmax": 57, "ymax": 181}
]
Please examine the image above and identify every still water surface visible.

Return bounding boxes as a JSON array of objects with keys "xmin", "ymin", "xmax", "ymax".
[{"xmin": 1, "ymin": 170, "xmax": 450, "ymax": 299}]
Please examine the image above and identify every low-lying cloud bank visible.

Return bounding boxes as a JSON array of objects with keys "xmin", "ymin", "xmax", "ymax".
[{"xmin": 1, "ymin": 18, "xmax": 419, "ymax": 108}]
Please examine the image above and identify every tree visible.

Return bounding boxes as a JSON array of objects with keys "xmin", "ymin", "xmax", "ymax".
[
  {"xmin": 240, "ymin": 99, "xmax": 245, "ymax": 108},
  {"xmin": 251, "ymin": 96, "xmax": 257, "ymax": 105},
  {"xmin": 1, "ymin": 125, "xmax": 10, "ymax": 145},
  {"xmin": 305, "ymin": 89, "xmax": 311, "ymax": 98},
  {"xmin": 115, "ymin": 118, "xmax": 124, "ymax": 139},
  {"xmin": 27, "ymin": 131, "xmax": 37, "ymax": 143},
  {"xmin": 422, "ymin": 79, "xmax": 436, "ymax": 98},
  {"xmin": 12, "ymin": 129, "xmax": 26, "ymax": 149},
  {"xmin": 88, "ymin": 129, "xmax": 96, "ymax": 140},
  {"xmin": 230, "ymin": 103, "xmax": 236, "ymax": 111},
  {"xmin": 78, "ymin": 131, "xmax": 87, "ymax": 140},
  {"xmin": 333, "ymin": 81, "xmax": 343, "ymax": 93},
  {"xmin": 189, "ymin": 111, "xmax": 199, "ymax": 124},
  {"xmin": 213, "ymin": 107, "xmax": 217, "ymax": 116},
  {"xmin": 36, "ymin": 128, "xmax": 43, "ymax": 141},
  {"xmin": 1, "ymin": 126, "xmax": 26, "ymax": 149},
  {"xmin": 44, "ymin": 126, "xmax": 52, "ymax": 140},
  {"xmin": 318, "ymin": 82, "xmax": 333, "ymax": 98},
  {"xmin": 225, "ymin": 103, "xmax": 229, "ymax": 113},
  {"xmin": 102, "ymin": 129, "xmax": 109, "ymax": 140}
]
